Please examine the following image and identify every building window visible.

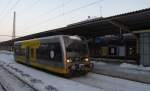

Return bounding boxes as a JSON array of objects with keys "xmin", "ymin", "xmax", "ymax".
[
  {"xmin": 109, "ymin": 47, "xmax": 117, "ymax": 55},
  {"xmin": 127, "ymin": 47, "xmax": 136, "ymax": 56}
]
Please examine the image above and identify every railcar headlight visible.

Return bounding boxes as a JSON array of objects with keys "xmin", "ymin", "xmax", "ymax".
[
  {"xmin": 85, "ymin": 58, "xmax": 89, "ymax": 62},
  {"xmin": 67, "ymin": 59, "xmax": 72, "ymax": 63}
]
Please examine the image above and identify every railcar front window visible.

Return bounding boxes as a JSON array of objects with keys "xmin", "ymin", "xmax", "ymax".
[
  {"xmin": 67, "ymin": 42, "xmax": 87, "ymax": 56},
  {"xmin": 63, "ymin": 36, "xmax": 88, "ymax": 57}
]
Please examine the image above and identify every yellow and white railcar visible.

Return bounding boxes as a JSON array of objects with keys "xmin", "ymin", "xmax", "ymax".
[{"xmin": 14, "ymin": 35, "xmax": 91, "ymax": 76}]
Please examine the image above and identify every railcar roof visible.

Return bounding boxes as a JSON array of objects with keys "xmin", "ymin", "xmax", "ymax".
[{"xmin": 14, "ymin": 35, "xmax": 82, "ymax": 44}]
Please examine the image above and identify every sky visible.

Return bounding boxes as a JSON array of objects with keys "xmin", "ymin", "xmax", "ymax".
[{"xmin": 0, "ymin": 0, "xmax": 150, "ymax": 42}]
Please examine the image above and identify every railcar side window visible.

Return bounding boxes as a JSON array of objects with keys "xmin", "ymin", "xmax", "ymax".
[
  {"xmin": 37, "ymin": 44, "xmax": 49, "ymax": 60},
  {"xmin": 30, "ymin": 48, "xmax": 34, "ymax": 58},
  {"xmin": 50, "ymin": 50, "xmax": 55, "ymax": 59},
  {"xmin": 37, "ymin": 43, "xmax": 62, "ymax": 62},
  {"xmin": 14, "ymin": 45, "xmax": 25, "ymax": 56}
]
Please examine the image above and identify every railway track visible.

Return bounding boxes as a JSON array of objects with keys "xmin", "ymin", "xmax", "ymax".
[
  {"xmin": 0, "ymin": 82, "xmax": 7, "ymax": 91},
  {"xmin": 0, "ymin": 66, "xmax": 37, "ymax": 91},
  {"xmin": 71, "ymin": 72, "xmax": 150, "ymax": 91}
]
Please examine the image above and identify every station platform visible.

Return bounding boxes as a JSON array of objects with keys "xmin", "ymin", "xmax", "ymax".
[{"xmin": 92, "ymin": 61, "xmax": 150, "ymax": 84}]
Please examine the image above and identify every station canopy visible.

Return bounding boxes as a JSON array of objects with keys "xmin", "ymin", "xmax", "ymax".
[{"xmin": 0, "ymin": 8, "xmax": 150, "ymax": 45}]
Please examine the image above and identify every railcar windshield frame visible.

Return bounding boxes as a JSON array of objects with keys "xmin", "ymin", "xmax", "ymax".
[{"xmin": 63, "ymin": 36, "xmax": 88, "ymax": 58}]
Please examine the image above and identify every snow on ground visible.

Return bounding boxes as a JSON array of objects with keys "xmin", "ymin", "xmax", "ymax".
[
  {"xmin": 0, "ymin": 85, "xmax": 3, "ymax": 91},
  {"xmin": 93, "ymin": 60, "xmax": 150, "ymax": 72},
  {"xmin": 72, "ymin": 73, "xmax": 150, "ymax": 91},
  {"xmin": 93, "ymin": 60, "xmax": 150, "ymax": 84},
  {"xmin": 92, "ymin": 61, "xmax": 106, "ymax": 65},
  {"xmin": 0, "ymin": 51, "xmax": 14, "ymax": 64},
  {"xmin": 0, "ymin": 51, "xmax": 102, "ymax": 91},
  {"xmin": 0, "ymin": 51, "xmax": 150, "ymax": 91},
  {"xmin": 120, "ymin": 63, "xmax": 150, "ymax": 71},
  {"xmin": 0, "ymin": 66, "xmax": 34, "ymax": 91}
]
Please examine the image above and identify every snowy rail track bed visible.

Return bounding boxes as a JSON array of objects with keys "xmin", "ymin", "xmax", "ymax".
[
  {"xmin": 0, "ymin": 81, "xmax": 7, "ymax": 91},
  {"xmin": 0, "ymin": 66, "xmax": 36, "ymax": 91},
  {"xmin": 0, "ymin": 51, "xmax": 150, "ymax": 91},
  {"xmin": 0, "ymin": 51, "xmax": 102, "ymax": 91}
]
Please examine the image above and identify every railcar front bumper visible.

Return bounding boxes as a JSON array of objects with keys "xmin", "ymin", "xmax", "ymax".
[{"xmin": 68, "ymin": 63, "xmax": 92, "ymax": 75}]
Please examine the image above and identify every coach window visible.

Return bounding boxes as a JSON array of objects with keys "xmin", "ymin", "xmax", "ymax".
[
  {"xmin": 109, "ymin": 47, "xmax": 117, "ymax": 55},
  {"xmin": 37, "ymin": 43, "xmax": 49, "ymax": 60},
  {"xmin": 50, "ymin": 50, "xmax": 54, "ymax": 59},
  {"xmin": 20, "ymin": 48, "xmax": 25, "ymax": 56},
  {"xmin": 37, "ymin": 43, "xmax": 62, "ymax": 62},
  {"xmin": 128, "ymin": 47, "xmax": 136, "ymax": 56},
  {"xmin": 15, "ymin": 45, "xmax": 25, "ymax": 56},
  {"xmin": 48, "ymin": 43, "xmax": 62, "ymax": 62},
  {"xmin": 31, "ymin": 48, "xmax": 34, "ymax": 58},
  {"xmin": 14, "ymin": 45, "xmax": 19, "ymax": 55}
]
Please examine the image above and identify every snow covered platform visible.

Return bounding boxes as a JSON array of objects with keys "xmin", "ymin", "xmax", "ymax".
[{"xmin": 93, "ymin": 61, "xmax": 150, "ymax": 84}]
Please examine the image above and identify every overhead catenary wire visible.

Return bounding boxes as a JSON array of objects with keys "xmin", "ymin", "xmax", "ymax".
[
  {"xmin": 0, "ymin": 0, "xmax": 12, "ymax": 17},
  {"xmin": 0, "ymin": 0, "xmax": 21, "ymax": 23},
  {"xmin": 24, "ymin": 0, "xmax": 104, "ymax": 31},
  {"xmin": 39, "ymin": 0, "xmax": 73, "ymax": 17},
  {"xmin": 0, "ymin": 35, "xmax": 20, "ymax": 37},
  {"xmin": 17, "ymin": 0, "xmax": 41, "ymax": 16},
  {"xmin": 0, "ymin": 0, "xmax": 40, "ymax": 26},
  {"xmin": 8, "ymin": 0, "xmax": 21, "ymax": 12},
  {"xmin": 0, "ymin": 35, "xmax": 13, "ymax": 37},
  {"xmin": 21, "ymin": 0, "xmax": 73, "ymax": 25}
]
